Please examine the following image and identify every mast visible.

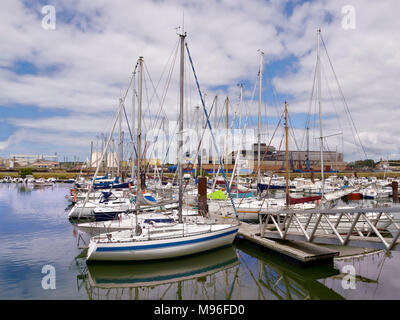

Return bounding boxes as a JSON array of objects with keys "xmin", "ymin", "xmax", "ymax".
[
  {"xmin": 137, "ymin": 56, "xmax": 143, "ymax": 204},
  {"xmin": 111, "ymin": 138, "xmax": 115, "ymax": 178},
  {"xmin": 317, "ymin": 28, "xmax": 324, "ymax": 196},
  {"xmin": 101, "ymin": 133, "xmax": 105, "ymax": 175},
  {"xmin": 195, "ymin": 105, "xmax": 199, "ymax": 177},
  {"xmin": 285, "ymin": 101, "xmax": 289, "ymax": 208},
  {"xmin": 89, "ymin": 141, "xmax": 93, "ymax": 177},
  {"xmin": 257, "ymin": 51, "xmax": 264, "ymax": 185},
  {"xmin": 96, "ymin": 135, "xmax": 99, "ymax": 170},
  {"xmin": 306, "ymin": 126, "xmax": 310, "ymax": 170},
  {"xmin": 225, "ymin": 96, "xmax": 229, "ymax": 165},
  {"xmin": 178, "ymin": 31, "xmax": 186, "ymax": 223},
  {"xmin": 118, "ymin": 98, "xmax": 122, "ymax": 178},
  {"xmin": 131, "ymin": 68, "xmax": 136, "ymax": 183},
  {"xmin": 213, "ymin": 95, "xmax": 218, "ymax": 179}
]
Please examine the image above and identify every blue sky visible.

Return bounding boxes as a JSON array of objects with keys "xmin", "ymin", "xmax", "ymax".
[{"xmin": 1, "ymin": 0, "xmax": 400, "ymax": 163}]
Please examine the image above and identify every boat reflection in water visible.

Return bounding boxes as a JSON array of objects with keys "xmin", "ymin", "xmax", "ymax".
[
  {"xmin": 233, "ymin": 239, "xmax": 345, "ymax": 300},
  {"xmin": 76, "ymin": 245, "xmax": 240, "ymax": 299},
  {"xmin": 75, "ymin": 238, "xmax": 351, "ymax": 300}
]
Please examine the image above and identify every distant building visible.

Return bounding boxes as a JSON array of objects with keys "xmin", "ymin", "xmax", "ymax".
[
  {"xmin": 199, "ymin": 142, "xmax": 347, "ymax": 173},
  {"xmin": 375, "ymin": 160, "xmax": 400, "ymax": 172},
  {"xmin": 0, "ymin": 157, "xmax": 9, "ymax": 168},
  {"xmin": 90, "ymin": 152, "xmax": 119, "ymax": 169},
  {"xmin": 9, "ymin": 154, "xmax": 58, "ymax": 168},
  {"xmin": 30, "ymin": 160, "xmax": 60, "ymax": 169}
]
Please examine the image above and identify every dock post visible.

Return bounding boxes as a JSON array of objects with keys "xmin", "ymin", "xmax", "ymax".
[
  {"xmin": 140, "ymin": 171, "xmax": 146, "ymax": 190},
  {"xmin": 392, "ymin": 181, "xmax": 399, "ymax": 203},
  {"xmin": 198, "ymin": 176, "xmax": 208, "ymax": 217}
]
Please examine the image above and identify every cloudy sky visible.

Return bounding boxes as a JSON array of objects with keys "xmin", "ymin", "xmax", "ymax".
[{"xmin": 1, "ymin": 0, "xmax": 399, "ymax": 163}]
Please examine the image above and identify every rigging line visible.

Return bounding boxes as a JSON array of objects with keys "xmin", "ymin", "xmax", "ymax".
[
  {"xmin": 121, "ymin": 102, "xmax": 138, "ymax": 159},
  {"xmin": 247, "ymin": 118, "xmax": 285, "ymax": 211},
  {"xmin": 236, "ymin": 251, "xmax": 266, "ymax": 300},
  {"xmin": 320, "ymin": 34, "xmax": 368, "ymax": 159},
  {"xmin": 301, "ymin": 57, "xmax": 318, "ymax": 150},
  {"xmin": 320, "ymin": 61, "xmax": 349, "ymax": 161},
  {"xmin": 182, "ymin": 96, "xmax": 217, "ymax": 192},
  {"xmin": 142, "ymin": 66, "xmax": 152, "ymax": 135},
  {"xmin": 238, "ymin": 79, "xmax": 259, "ymax": 135},
  {"xmin": 142, "ymin": 44, "xmax": 179, "ymax": 137},
  {"xmin": 321, "ymin": 61, "xmax": 344, "ymax": 134},
  {"xmin": 146, "ymin": 38, "xmax": 180, "ymax": 107},
  {"xmin": 139, "ymin": 75, "xmax": 175, "ymax": 170},
  {"xmin": 312, "ymin": 89, "xmax": 318, "ymax": 151},
  {"xmin": 146, "ymin": 41, "xmax": 179, "ymax": 116},
  {"xmin": 287, "ymin": 112, "xmax": 300, "ymax": 151},
  {"xmin": 236, "ymin": 113, "xmax": 284, "ymax": 208},
  {"xmin": 321, "ymin": 60, "xmax": 361, "ymax": 160},
  {"xmin": 185, "ymin": 42, "xmax": 238, "ymax": 219},
  {"xmin": 263, "ymin": 67, "xmax": 299, "ymax": 153},
  {"xmin": 141, "ymin": 71, "xmax": 175, "ymax": 164},
  {"xmin": 321, "ymin": 59, "xmax": 360, "ymax": 160},
  {"xmin": 217, "ymin": 80, "xmax": 258, "ymax": 181},
  {"xmin": 143, "ymin": 62, "xmax": 168, "ymax": 126},
  {"xmin": 264, "ymin": 67, "xmax": 286, "ymax": 121},
  {"xmin": 159, "ymin": 120, "xmax": 180, "ymax": 183}
]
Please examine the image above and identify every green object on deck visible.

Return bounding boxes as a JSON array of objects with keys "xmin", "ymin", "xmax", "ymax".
[{"xmin": 207, "ymin": 190, "xmax": 226, "ymax": 200}]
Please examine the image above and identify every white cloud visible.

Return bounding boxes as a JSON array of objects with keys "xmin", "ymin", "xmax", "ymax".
[{"xmin": 0, "ymin": 0, "xmax": 399, "ymax": 161}]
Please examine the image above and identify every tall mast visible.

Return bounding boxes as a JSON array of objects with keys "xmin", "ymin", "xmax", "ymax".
[
  {"xmin": 257, "ymin": 51, "xmax": 264, "ymax": 185},
  {"xmin": 285, "ymin": 101, "xmax": 289, "ymax": 208},
  {"xmin": 306, "ymin": 126, "xmax": 310, "ymax": 170},
  {"xmin": 131, "ymin": 68, "xmax": 136, "ymax": 183},
  {"xmin": 89, "ymin": 141, "xmax": 93, "ymax": 176},
  {"xmin": 225, "ymin": 96, "xmax": 229, "ymax": 165},
  {"xmin": 137, "ymin": 56, "xmax": 143, "ymax": 200},
  {"xmin": 195, "ymin": 105, "xmax": 200, "ymax": 177},
  {"xmin": 178, "ymin": 32, "xmax": 186, "ymax": 223},
  {"xmin": 118, "ymin": 98, "xmax": 122, "ymax": 178},
  {"xmin": 317, "ymin": 28, "xmax": 324, "ymax": 196},
  {"xmin": 101, "ymin": 133, "xmax": 104, "ymax": 174},
  {"xmin": 213, "ymin": 95, "xmax": 218, "ymax": 179}
]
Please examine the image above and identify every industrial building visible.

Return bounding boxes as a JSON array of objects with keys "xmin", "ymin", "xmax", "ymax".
[{"xmin": 200, "ymin": 143, "xmax": 347, "ymax": 173}]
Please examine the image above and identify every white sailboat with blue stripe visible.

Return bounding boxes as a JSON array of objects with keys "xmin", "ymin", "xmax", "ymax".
[
  {"xmin": 87, "ymin": 222, "xmax": 239, "ymax": 261},
  {"xmin": 86, "ymin": 32, "xmax": 240, "ymax": 262}
]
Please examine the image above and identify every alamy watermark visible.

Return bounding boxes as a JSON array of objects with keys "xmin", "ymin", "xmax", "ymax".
[
  {"xmin": 341, "ymin": 265, "xmax": 356, "ymax": 290},
  {"xmin": 143, "ymin": 123, "xmax": 258, "ymax": 170},
  {"xmin": 41, "ymin": 264, "xmax": 56, "ymax": 290},
  {"xmin": 341, "ymin": 5, "xmax": 356, "ymax": 30},
  {"xmin": 41, "ymin": 5, "xmax": 56, "ymax": 30}
]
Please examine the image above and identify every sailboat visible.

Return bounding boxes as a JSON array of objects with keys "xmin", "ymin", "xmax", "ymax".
[
  {"xmin": 284, "ymin": 30, "xmax": 392, "ymax": 234},
  {"xmin": 86, "ymin": 32, "xmax": 239, "ymax": 262}
]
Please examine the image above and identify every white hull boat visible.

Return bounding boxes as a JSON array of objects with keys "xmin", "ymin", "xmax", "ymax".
[
  {"xmin": 86, "ymin": 223, "xmax": 239, "ymax": 261},
  {"xmin": 68, "ymin": 199, "xmax": 131, "ymax": 219},
  {"xmin": 77, "ymin": 211, "xmax": 209, "ymax": 236}
]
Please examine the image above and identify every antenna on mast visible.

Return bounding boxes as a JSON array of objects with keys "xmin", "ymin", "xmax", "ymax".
[{"xmin": 182, "ymin": 11, "xmax": 185, "ymax": 34}]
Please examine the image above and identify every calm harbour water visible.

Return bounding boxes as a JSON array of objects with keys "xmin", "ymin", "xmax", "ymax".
[{"xmin": 1, "ymin": 183, "xmax": 400, "ymax": 300}]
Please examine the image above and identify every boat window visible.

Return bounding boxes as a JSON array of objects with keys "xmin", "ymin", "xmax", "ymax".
[{"xmin": 144, "ymin": 219, "xmax": 175, "ymax": 224}]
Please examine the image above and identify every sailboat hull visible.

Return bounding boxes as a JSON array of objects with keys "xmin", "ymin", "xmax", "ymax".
[{"xmin": 87, "ymin": 225, "xmax": 238, "ymax": 261}]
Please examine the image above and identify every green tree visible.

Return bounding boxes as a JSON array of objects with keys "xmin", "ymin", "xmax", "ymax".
[
  {"xmin": 19, "ymin": 168, "xmax": 33, "ymax": 178},
  {"xmin": 354, "ymin": 159, "xmax": 375, "ymax": 169}
]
